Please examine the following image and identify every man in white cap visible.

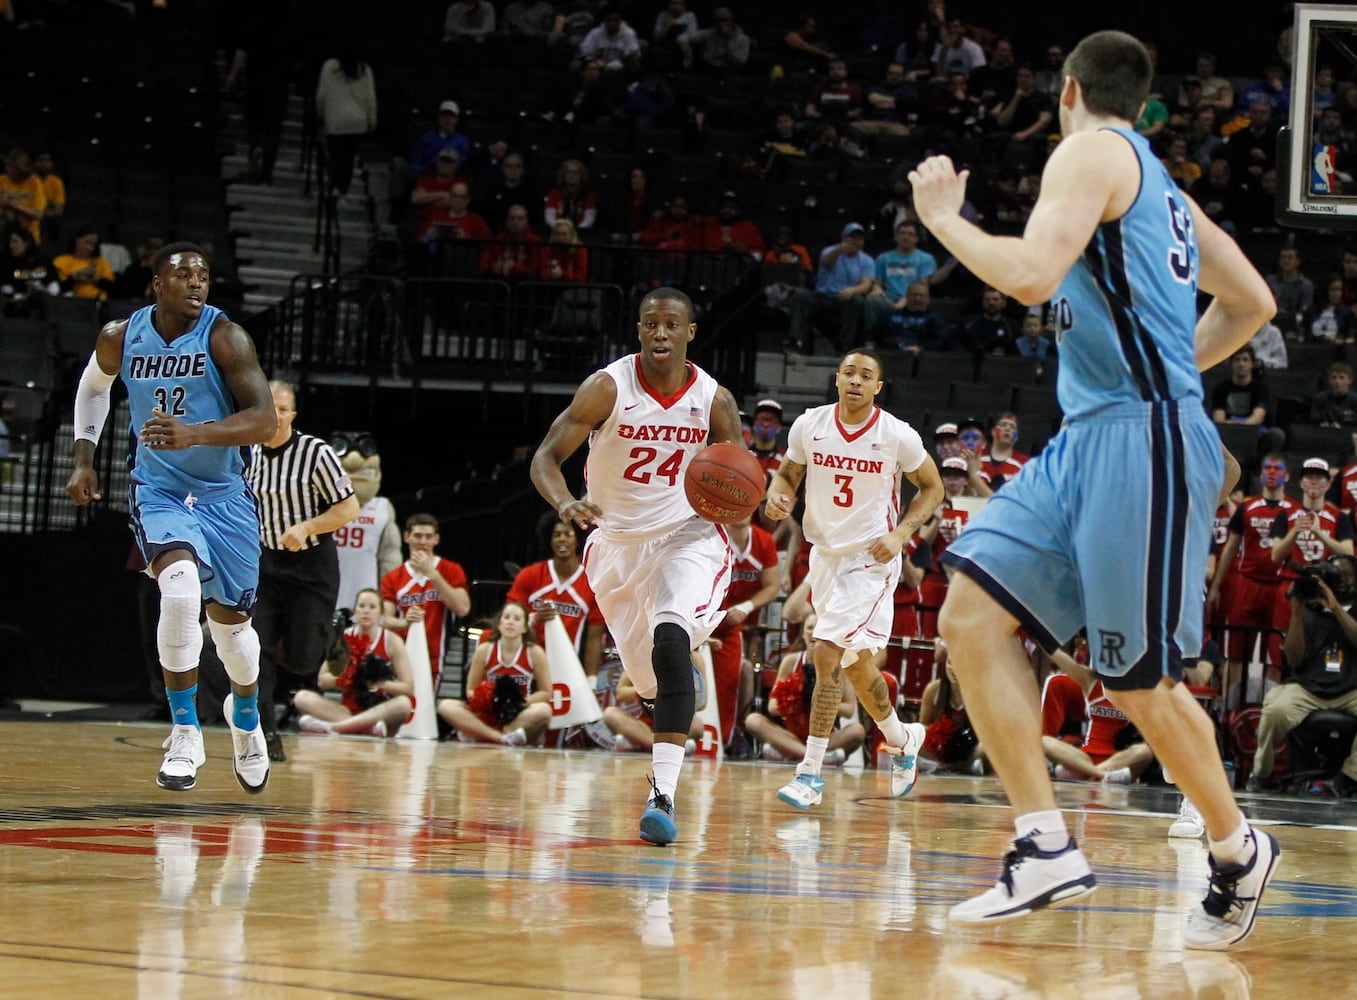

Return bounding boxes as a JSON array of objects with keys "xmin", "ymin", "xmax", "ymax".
[
  {"xmin": 1269, "ymin": 457, "xmax": 1352, "ymax": 570},
  {"xmin": 749, "ymin": 399, "xmax": 785, "ymax": 479},
  {"xmin": 409, "ymin": 100, "xmax": 471, "ymax": 177},
  {"xmin": 787, "ymin": 222, "xmax": 876, "ymax": 355}
]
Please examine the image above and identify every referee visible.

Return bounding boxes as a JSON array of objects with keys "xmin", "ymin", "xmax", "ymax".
[{"xmin": 247, "ymin": 380, "xmax": 359, "ymax": 760}]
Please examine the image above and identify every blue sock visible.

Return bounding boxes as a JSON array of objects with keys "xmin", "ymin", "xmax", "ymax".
[
  {"xmin": 231, "ymin": 690, "xmax": 260, "ymax": 732},
  {"xmin": 167, "ymin": 685, "xmax": 199, "ymax": 728}
]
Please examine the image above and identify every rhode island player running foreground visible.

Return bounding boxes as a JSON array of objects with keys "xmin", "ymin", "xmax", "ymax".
[
  {"xmin": 763, "ymin": 347, "xmax": 944, "ymax": 810},
  {"xmin": 909, "ymin": 31, "xmax": 1280, "ymax": 948},
  {"xmin": 531, "ymin": 287, "xmax": 741, "ymax": 846},
  {"xmin": 66, "ymin": 242, "xmax": 278, "ymax": 794}
]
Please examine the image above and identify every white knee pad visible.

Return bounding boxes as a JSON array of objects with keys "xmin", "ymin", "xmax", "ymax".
[
  {"xmin": 208, "ymin": 618, "xmax": 261, "ymax": 687},
  {"xmin": 158, "ymin": 560, "xmax": 203, "ymax": 673}
]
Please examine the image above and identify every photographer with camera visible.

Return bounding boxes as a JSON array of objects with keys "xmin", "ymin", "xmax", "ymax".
[
  {"xmin": 1246, "ymin": 555, "xmax": 1357, "ymax": 796},
  {"xmin": 293, "ymin": 588, "xmax": 415, "ymax": 737}
]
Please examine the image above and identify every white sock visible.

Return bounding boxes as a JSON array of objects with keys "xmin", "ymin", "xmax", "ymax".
[
  {"xmin": 651, "ymin": 741, "xmax": 685, "ymax": 800},
  {"xmin": 1015, "ymin": 810, "xmax": 1069, "ymax": 852},
  {"xmin": 802, "ymin": 735, "xmax": 829, "ymax": 775},
  {"xmin": 876, "ymin": 712, "xmax": 908, "ymax": 748},
  {"xmin": 1209, "ymin": 817, "xmax": 1253, "ymax": 865}
]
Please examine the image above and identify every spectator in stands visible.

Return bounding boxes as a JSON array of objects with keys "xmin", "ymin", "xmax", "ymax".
[
  {"xmin": 805, "ymin": 58, "xmax": 863, "ymax": 133},
  {"xmin": 877, "ymin": 279, "xmax": 952, "ymax": 352},
  {"xmin": 984, "ymin": 412, "xmax": 1028, "ymax": 488},
  {"xmin": 411, "ymin": 146, "xmax": 466, "ymax": 240},
  {"xmin": 652, "ymin": 0, "xmax": 696, "ymax": 66},
  {"xmin": 970, "ymin": 36, "xmax": 1017, "ymax": 108},
  {"xmin": 550, "ymin": 0, "xmax": 596, "ymax": 52},
  {"xmin": 1308, "ymin": 276, "xmax": 1356, "ymax": 344},
  {"xmin": 476, "ymin": 151, "xmax": 544, "ymax": 233},
  {"xmin": 893, "ymin": 17, "xmax": 937, "ymax": 83},
  {"xmin": 479, "ymin": 205, "xmax": 543, "ymax": 280},
  {"xmin": 409, "ymin": 101, "xmax": 472, "ymax": 179},
  {"xmin": 1162, "ymin": 135, "xmax": 1201, "ymax": 192},
  {"xmin": 1197, "ymin": 157, "xmax": 1237, "ymax": 232},
  {"xmin": 1249, "ymin": 319, "xmax": 1287, "ymax": 370},
  {"xmin": 764, "ymin": 225, "xmax": 813, "ymax": 278},
  {"xmin": 563, "ymin": 59, "xmax": 621, "ymax": 127},
  {"xmin": 786, "ymin": 222, "xmax": 876, "ymax": 354},
  {"xmin": 640, "ymin": 194, "xmax": 712, "ymax": 251},
  {"xmin": 1223, "ymin": 97, "xmax": 1280, "ymax": 184},
  {"xmin": 293, "ymin": 589, "xmax": 414, "ymax": 738},
  {"xmin": 443, "ymin": 0, "xmax": 496, "ymax": 42},
  {"xmin": 1268, "ymin": 245, "xmax": 1316, "ymax": 339},
  {"xmin": 0, "ymin": 224, "xmax": 56, "ymax": 317},
  {"xmin": 1270, "ymin": 458, "xmax": 1351, "ymax": 569},
  {"xmin": 437, "ymin": 601, "xmax": 552, "ymax": 746},
  {"xmin": 1236, "ymin": 61, "xmax": 1290, "ymax": 119},
  {"xmin": 314, "ymin": 42, "xmax": 378, "ymax": 199},
  {"xmin": 1169, "ymin": 76, "xmax": 1207, "ymax": 131},
  {"xmin": 781, "ymin": 13, "xmax": 836, "ymax": 73},
  {"xmin": 620, "ymin": 71, "xmax": 679, "ymax": 129},
  {"xmin": 1186, "ymin": 108, "xmax": 1222, "ymax": 171},
  {"xmin": 1245, "ymin": 553, "xmax": 1357, "ymax": 796},
  {"xmin": 418, "ymin": 176, "xmax": 491, "ymax": 244},
  {"xmin": 544, "ymin": 158, "xmax": 598, "ymax": 232},
  {"xmin": 1309, "ymin": 362, "xmax": 1357, "ymax": 428},
  {"xmin": 1016, "ymin": 312, "xmax": 1054, "ymax": 369},
  {"xmin": 0, "ymin": 148, "xmax": 46, "ymax": 245},
  {"xmin": 53, "ymin": 225, "xmax": 115, "ymax": 300},
  {"xmin": 989, "ymin": 64, "xmax": 1055, "ymax": 172},
  {"xmin": 1133, "ymin": 92, "xmax": 1169, "ymax": 138},
  {"xmin": 602, "ymin": 166, "xmax": 656, "ymax": 243},
  {"xmin": 111, "ymin": 235, "xmax": 162, "ymax": 302},
  {"xmin": 748, "ymin": 399, "xmax": 785, "ymax": 479},
  {"xmin": 851, "ymin": 63, "xmax": 917, "ymax": 147},
  {"xmin": 1033, "ymin": 43, "xmax": 1065, "ymax": 102},
  {"xmin": 684, "ymin": 7, "xmax": 749, "ymax": 73},
  {"xmin": 1184, "ymin": 51, "xmax": 1234, "ymax": 113},
  {"xmin": 933, "ymin": 17, "xmax": 985, "ymax": 79},
  {"xmin": 32, "ymin": 151, "xmax": 64, "ymax": 240},
  {"xmin": 959, "ymin": 286, "xmax": 1020, "ymax": 355},
  {"xmin": 867, "ymin": 220, "xmax": 955, "ymax": 334},
  {"xmin": 706, "ymin": 190, "xmax": 764, "ymax": 257},
  {"xmin": 750, "ymin": 110, "xmax": 809, "ymax": 180},
  {"xmin": 1343, "ymin": 246, "xmax": 1357, "ymax": 305},
  {"xmin": 1314, "ymin": 64, "xmax": 1338, "ymax": 113},
  {"xmin": 381, "ymin": 513, "xmax": 470, "ymax": 695},
  {"xmin": 502, "ymin": 0, "xmax": 555, "ymax": 39},
  {"xmin": 540, "ymin": 218, "xmax": 589, "ymax": 282},
  {"xmin": 578, "ymin": 7, "xmax": 641, "ymax": 75},
  {"xmin": 1209, "ymin": 344, "xmax": 1285, "ymax": 454}
]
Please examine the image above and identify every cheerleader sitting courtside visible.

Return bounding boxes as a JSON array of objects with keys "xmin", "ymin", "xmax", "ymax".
[{"xmin": 437, "ymin": 601, "xmax": 553, "ymax": 746}]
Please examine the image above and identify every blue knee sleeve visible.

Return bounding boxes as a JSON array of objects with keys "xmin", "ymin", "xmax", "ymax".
[{"xmin": 651, "ymin": 622, "xmax": 695, "ymax": 735}]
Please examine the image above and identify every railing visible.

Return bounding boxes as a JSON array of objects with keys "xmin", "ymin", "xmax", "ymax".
[{"xmin": 248, "ymin": 244, "xmax": 764, "ymax": 399}]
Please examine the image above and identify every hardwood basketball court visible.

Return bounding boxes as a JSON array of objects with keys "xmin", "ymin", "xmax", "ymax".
[{"xmin": 0, "ymin": 720, "xmax": 1350, "ymax": 998}]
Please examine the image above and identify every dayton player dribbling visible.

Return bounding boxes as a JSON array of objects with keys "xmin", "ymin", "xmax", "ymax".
[
  {"xmin": 66, "ymin": 241, "xmax": 277, "ymax": 795},
  {"xmin": 530, "ymin": 287, "xmax": 742, "ymax": 846},
  {"xmin": 764, "ymin": 347, "xmax": 944, "ymax": 809}
]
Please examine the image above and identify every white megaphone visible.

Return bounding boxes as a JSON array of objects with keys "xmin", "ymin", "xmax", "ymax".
[
  {"xmin": 544, "ymin": 614, "xmax": 603, "ymax": 729},
  {"xmin": 396, "ymin": 619, "xmax": 439, "ymax": 740},
  {"xmin": 693, "ymin": 643, "xmax": 724, "ymax": 763}
]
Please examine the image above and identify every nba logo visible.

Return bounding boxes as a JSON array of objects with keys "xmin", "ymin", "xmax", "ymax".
[{"xmin": 1312, "ymin": 144, "xmax": 1338, "ymax": 194}]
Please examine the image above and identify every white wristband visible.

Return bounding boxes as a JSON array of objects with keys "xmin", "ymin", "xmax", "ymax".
[{"xmin": 733, "ymin": 601, "xmax": 755, "ymax": 617}]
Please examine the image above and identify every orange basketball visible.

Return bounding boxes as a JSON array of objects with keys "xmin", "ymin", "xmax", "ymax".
[{"xmin": 684, "ymin": 442, "xmax": 766, "ymax": 525}]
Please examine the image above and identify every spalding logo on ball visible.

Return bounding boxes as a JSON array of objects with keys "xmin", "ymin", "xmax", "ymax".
[{"xmin": 684, "ymin": 442, "xmax": 766, "ymax": 524}]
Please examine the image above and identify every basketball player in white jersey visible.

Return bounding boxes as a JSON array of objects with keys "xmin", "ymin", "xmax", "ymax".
[
  {"xmin": 764, "ymin": 347, "xmax": 945, "ymax": 809},
  {"xmin": 531, "ymin": 287, "xmax": 743, "ymax": 847}
]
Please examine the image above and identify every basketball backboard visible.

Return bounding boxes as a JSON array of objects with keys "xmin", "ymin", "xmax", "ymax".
[{"xmin": 1279, "ymin": 3, "xmax": 1357, "ymax": 228}]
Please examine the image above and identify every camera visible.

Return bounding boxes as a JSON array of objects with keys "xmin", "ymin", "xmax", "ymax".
[{"xmin": 1291, "ymin": 561, "xmax": 1341, "ymax": 601}]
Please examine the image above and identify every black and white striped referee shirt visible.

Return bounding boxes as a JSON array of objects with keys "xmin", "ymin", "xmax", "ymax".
[{"xmin": 247, "ymin": 431, "xmax": 354, "ymax": 551}]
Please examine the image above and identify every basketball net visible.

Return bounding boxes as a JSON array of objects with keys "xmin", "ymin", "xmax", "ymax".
[
  {"xmin": 396, "ymin": 620, "xmax": 440, "ymax": 740},
  {"xmin": 545, "ymin": 615, "xmax": 603, "ymax": 729}
]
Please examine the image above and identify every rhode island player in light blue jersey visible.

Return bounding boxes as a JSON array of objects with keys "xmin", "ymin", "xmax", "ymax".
[
  {"xmin": 909, "ymin": 32, "xmax": 1281, "ymax": 949},
  {"xmin": 66, "ymin": 242, "xmax": 278, "ymax": 795}
]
